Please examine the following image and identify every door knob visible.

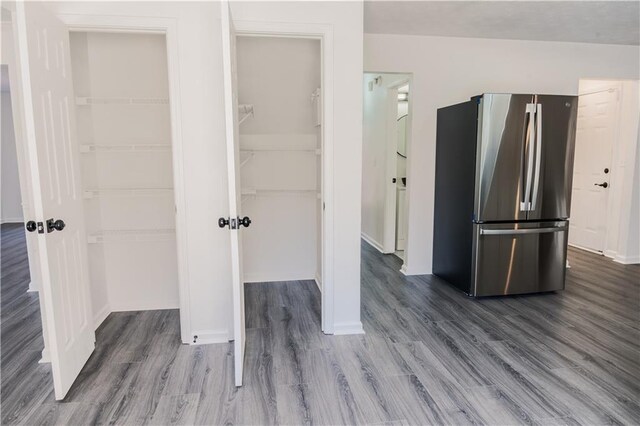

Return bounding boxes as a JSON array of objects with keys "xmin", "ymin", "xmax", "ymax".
[
  {"xmin": 25, "ymin": 221, "xmax": 37, "ymax": 232},
  {"xmin": 218, "ymin": 216, "xmax": 251, "ymax": 229},
  {"xmin": 594, "ymin": 182, "xmax": 608, "ymax": 188},
  {"xmin": 239, "ymin": 216, "xmax": 251, "ymax": 228},
  {"xmin": 46, "ymin": 218, "xmax": 66, "ymax": 233}
]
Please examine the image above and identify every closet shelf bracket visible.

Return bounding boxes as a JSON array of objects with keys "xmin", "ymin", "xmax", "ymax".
[{"xmin": 238, "ymin": 104, "xmax": 254, "ymax": 125}]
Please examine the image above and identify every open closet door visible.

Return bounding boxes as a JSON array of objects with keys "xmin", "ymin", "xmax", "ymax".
[
  {"xmin": 221, "ymin": 0, "xmax": 246, "ymax": 387},
  {"xmin": 15, "ymin": 2, "xmax": 95, "ymax": 400}
]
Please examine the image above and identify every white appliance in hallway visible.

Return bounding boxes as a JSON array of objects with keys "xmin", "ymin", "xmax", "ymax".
[{"xmin": 433, "ymin": 94, "xmax": 578, "ymax": 297}]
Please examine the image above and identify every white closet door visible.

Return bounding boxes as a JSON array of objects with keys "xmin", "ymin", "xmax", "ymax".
[
  {"xmin": 15, "ymin": 2, "xmax": 95, "ymax": 400},
  {"xmin": 221, "ymin": 0, "xmax": 246, "ymax": 387}
]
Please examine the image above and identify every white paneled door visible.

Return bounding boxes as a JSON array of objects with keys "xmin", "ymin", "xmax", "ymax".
[
  {"xmin": 569, "ymin": 88, "xmax": 618, "ymax": 253},
  {"xmin": 221, "ymin": 0, "xmax": 246, "ymax": 387},
  {"xmin": 15, "ymin": 2, "xmax": 95, "ymax": 399}
]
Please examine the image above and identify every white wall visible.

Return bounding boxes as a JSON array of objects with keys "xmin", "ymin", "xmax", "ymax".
[
  {"xmin": 364, "ymin": 33, "xmax": 640, "ymax": 274},
  {"xmin": 622, "ymin": 127, "xmax": 640, "ymax": 263},
  {"xmin": 1, "ymin": 84, "xmax": 23, "ymax": 223},
  {"xmin": 361, "ymin": 73, "xmax": 389, "ymax": 250},
  {"xmin": 45, "ymin": 1, "xmax": 364, "ymax": 339},
  {"xmin": 237, "ymin": 36, "xmax": 320, "ymax": 134},
  {"xmin": 614, "ymin": 80, "xmax": 640, "ymax": 264}
]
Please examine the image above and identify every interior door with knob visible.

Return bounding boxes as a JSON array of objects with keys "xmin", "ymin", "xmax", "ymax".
[
  {"xmin": 569, "ymin": 88, "xmax": 617, "ymax": 252},
  {"xmin": 221, "ymin": 0, "xmax": 246, "ymax": 387},
  {"xmin": 15, "ymin": 2, "xmax": 95, "ymax": 399}
]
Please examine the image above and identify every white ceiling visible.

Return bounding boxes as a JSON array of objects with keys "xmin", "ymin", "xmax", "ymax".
[{"xmin": 365, "ymin": 1, "xmax": 640, "ymax": 46}]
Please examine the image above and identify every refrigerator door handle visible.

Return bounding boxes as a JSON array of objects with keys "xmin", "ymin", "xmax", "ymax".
[
  {"xmin": 530, "ymin": 103, "xmax": 543, "ymax": 210},
  {"xmin": 480, "ymin": 226, "xmax": 565, "ymax": 236},
  {"xmin": 520, "ymin": 103, "xmax": 536, "ymax": 211}
]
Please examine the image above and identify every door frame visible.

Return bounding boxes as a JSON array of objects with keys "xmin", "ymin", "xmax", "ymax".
[
  {"xmin": 233, "ymin": 19, "xmax": 335, "ymax": 334},
  {"xmin": 363, "ymin": 71, "xmax": 414, "ymax": 274},
  {"xmin": 382, "ymin": 77, "xmax": 411, "ymax": 259},
  {"xmin": 51, "ymin": 14, "xmax": 192, "ymax": 343}
]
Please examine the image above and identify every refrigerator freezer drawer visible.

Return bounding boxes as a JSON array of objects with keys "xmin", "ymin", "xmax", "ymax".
[{"xmin": 471, "ymin": 221, "xmax": 568, "ymax": 297}]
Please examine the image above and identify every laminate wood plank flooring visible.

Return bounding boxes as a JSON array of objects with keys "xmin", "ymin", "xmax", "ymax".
[{"xmin": 1, "ymin": 222, "xmax": 639, "ymax": 425}]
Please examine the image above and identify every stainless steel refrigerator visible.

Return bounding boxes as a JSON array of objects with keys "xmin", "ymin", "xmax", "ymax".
[{"xmin": 433, "ymin": 93, "xmax": 578, "ymax": 297}]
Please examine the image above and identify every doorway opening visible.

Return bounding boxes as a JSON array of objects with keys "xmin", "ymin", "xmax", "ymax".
[
  {"xmin": 569, "ymin": 79, "xmax": 640, "ymax": 264},
  {"xmin": 235, "ymin": 34, "xmax": 324, "ymax": 323},
  {"xmin": 68, "ymin": 31, "xmax": 181, "ymax": 319},
  {"xmin": 361, "ymin": 72, "xmax": 412, "ymax": 271},
  {"xmin": 7, "ymin": 4, "xmax": 186, "ymax": 400}
]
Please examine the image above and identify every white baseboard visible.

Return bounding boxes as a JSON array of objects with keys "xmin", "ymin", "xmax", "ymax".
[
  {"xmin": 0, "ymin": 218, "xmax": 23, "ymax": 224},
  {"xmin": 400, "ymin": 264, "xmax": 409, "ymax": 275},
  {"xmin": 332, "ymin": 321, "xmax": 365, "ymax": 336},
  {"xmin": 400, "ymin": 263, "xmax": 430, "ymax": 276},
  {"xmin": 361, "ymin": 233, "xmax": 385, "ymax": 253},
  {"xmin": 604, "ymin": 249, "xmax": 618, "ymax": 259},
  {"xmin": 39, "ymin": 349, "xmax": 50, "ymax": 364},
  {"xmin": 568, "ymin": 243, "xmax": 604, "ymax": 256},
  {"xmin": 314, "ymin": 274, "xmax": 322, "ymax": 293},
  {"xmin": 26, "ymin": 281, "xmax": 37, "ymax": 293},
  {"xmin": 190, "ymin": 329, "xmax": 230, "ymax": 345},
  {"xmin": 93, "ymin": 304, "xmax": 111, "ymax": 330},
  {"xmin": 244, "ymin": 273, "xmax": 315, "ymax": 283},
  {"xmin": 614, "ymin": 254, "xmax": 640, "ymax": 265}
]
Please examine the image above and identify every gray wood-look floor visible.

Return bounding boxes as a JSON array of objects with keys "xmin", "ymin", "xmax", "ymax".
[{"xmin": 2, "ymin": 222, "xmax": 639, "ymax": 425}]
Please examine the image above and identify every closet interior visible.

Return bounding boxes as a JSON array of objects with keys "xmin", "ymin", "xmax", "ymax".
[
  {"xmin": 236, "ymin": 36, "xmax": 322, "ymax": 287},
  {"xmin": 69, "ymin": 31, "xmax": 179, "ymax": 323}
]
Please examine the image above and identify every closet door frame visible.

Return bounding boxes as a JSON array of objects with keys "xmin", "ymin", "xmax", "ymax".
[
  {"xmin": 234, "ymin": 20, "xmax": 335, "ymax": 334},
  {"xmin": 56, "ymin": 14, "xmax": 192, "ymax": 343}
]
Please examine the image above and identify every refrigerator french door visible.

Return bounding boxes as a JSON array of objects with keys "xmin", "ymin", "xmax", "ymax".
[{"xmin": 433, "ymin": 93, "xmax": 578, "ymax": 297}]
